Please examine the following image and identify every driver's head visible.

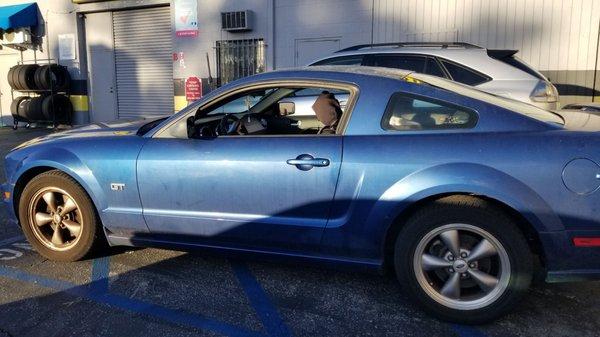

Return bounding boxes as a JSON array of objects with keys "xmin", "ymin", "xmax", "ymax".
[{"xmin": 312, "ymin": 91, "xmax": 342, "ymax": 127}]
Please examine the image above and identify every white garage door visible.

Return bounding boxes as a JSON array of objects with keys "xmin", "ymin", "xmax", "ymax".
[{"xmin": 113, "ymin": 6, "xmax": 173, "ymax": 118}]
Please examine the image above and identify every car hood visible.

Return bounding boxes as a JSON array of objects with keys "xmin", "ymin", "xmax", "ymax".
[
  {"xmin": 556, "ymin": 110, "xmax": 600, "ymax": 131},
  {"xmin": 11, "ymin": 118, "xmax": 157, "ymax": 151}
]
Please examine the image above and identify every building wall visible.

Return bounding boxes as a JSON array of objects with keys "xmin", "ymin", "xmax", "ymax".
[{"xmin": 273, "ymin": 0, "xmax": 372, "ymax": 68}]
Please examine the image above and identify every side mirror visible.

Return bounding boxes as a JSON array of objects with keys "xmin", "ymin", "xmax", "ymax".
[
  {"xmin": 278, "ymin": 101, "xmax": 295, "ymax": 116},
  {"xmin": 186, "ymin": 116, "xmax": 197, "ymax": 138}
]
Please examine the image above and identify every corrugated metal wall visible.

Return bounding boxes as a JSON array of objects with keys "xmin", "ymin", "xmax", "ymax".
[
  {"xmin": 372, "ymin": 0, "xmax": 600, "ymax": 102},
  {"xmin": 113, "ymin": 6, "xmax": 173, "ymax": 118}
]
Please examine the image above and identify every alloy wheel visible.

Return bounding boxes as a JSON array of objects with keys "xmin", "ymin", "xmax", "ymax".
[
  {"xmin": 413, "ymin": 223, "xmax": 511, "ymax": 310},
  {"xmin": 27, "ymin": 187, "xmax": 84, "ymax": 251}
]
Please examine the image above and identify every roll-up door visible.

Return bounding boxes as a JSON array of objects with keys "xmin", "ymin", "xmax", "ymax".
[{"xmin": 112, "ymin": 6, "xmax": 173, "ymax": 118}]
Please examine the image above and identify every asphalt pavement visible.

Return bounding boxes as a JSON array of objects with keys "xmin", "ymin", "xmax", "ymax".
[{"xmin": 0, "ymin": 126, "xmax": 598, "ymax": 337}]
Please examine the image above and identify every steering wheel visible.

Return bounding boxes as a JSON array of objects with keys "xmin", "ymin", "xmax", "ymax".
[{"xmin": 216, "ymin": 114, "xmax": 240, "ymax": 136}]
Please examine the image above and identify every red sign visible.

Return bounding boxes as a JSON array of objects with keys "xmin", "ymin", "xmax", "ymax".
[
  {"xmin": 185, "ymin": 77, "xmax": 202, "ymax": 101},
  {"xmin": 176, "ymin": 30, "xmax": 198, "ymax": 37}
]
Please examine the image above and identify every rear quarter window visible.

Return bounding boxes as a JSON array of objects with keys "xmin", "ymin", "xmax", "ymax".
[
  {"xmin": 439, "ymin": 59, "xmax": 491, "ymax": 86},
  {"xmin": 498, "ymin": 57, "xmax": 546, "ymax": 80},
  {"xmin": 381, "ymin": 92, "xmax": 478, "ymax": 131}
]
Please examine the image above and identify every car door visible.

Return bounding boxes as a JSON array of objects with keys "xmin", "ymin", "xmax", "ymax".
[{"xmin": 136, "ymin": 92, "xmax": 344, "ymax": 252}]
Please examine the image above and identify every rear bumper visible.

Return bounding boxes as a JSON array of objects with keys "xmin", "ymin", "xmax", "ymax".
[
  {"xmin": 0, "ymin": 182, "xmax": 18, "ymax": 226},
  {"xmin": 540, "ymin": 230, "xmax": 600, "ymax": 282}
]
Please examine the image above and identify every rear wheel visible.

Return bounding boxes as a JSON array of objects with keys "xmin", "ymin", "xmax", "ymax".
[
  {"xmin": 18, "ymin": 170, "xmax": 105, "ymax": 261},
  {"xmin": 394, "ymin": 196, "xmax": 532, "ymax": 324}
]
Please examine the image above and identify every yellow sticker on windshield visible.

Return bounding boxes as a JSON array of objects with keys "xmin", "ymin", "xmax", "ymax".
[
  {"xmin": 113, "ymin": 131, "xmax": 132, "ymax": 136},
  {"xmin": 404, "ymin": 75, "xmax": 423, "ymax": 84}
]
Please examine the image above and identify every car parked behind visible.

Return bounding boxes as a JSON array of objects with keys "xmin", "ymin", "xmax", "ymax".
[{"xmin": 309, "ymin": 42, "xmax": 560, "ymax": 110}]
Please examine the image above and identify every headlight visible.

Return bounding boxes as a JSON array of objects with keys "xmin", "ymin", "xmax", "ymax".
[{"xmin": 530, "ymin": 80, "xmax": 559, "ymax": 103}]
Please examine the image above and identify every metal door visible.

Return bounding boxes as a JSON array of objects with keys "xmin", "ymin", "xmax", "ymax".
[
  {"xmin": 294, "ymin": 38, "xmax": 341, "ymax": 66},
  {"xmin": 84, "ymin": 12, "xmax": 117, "ymax": 122},
  {"xmin": 112, "ymin": 6, "xmax": 173, "ymax": 118}
]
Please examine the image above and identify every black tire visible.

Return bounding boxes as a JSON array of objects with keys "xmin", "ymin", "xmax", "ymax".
[
  {"xmin": 394, "ymin": 195, "xmax": 532, "ymax": 324},
  {"xmin": 26, "ymin": 96, "xmax": 45, "ymax": 120},
  {"xmin": 16, "ymin": 97, "xmax": 31, "ymax": 121},
  {"xmin": 42, "ymin": 94, "xmax": 72, "ymax": 122},
  {"xmin": 7, "ymin": 66, "xmax": 18, "ymax": 89},
  {"xmin": 34, "ymin": 64, "xmax": 70, "ymax": 91},
  {"xmin": 18, "ymin": 170, "xmax": 105, "ymax": 262},
  {"xmin": 33, "ymin": 65, "xmax": 44, "ymax": 90},
  {"xmin": 22, "ymin": 64, "xmax": 39, "ymax": 90},
  {"xmin": 16, "ymin": 65, "xmax": 37, "ymax": 91},
  {"xmin": 10, "ymin": 96, "xmax": 28, "ymax": 117},
  {"xmin": 13, "ymin": 65, "xmax": 24, "ymax": 90}
]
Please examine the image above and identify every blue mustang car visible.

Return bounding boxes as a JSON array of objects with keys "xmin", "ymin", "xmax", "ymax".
[{"xmin": 2, "ymin": 67, "xmax": 600, "ymax": 323}]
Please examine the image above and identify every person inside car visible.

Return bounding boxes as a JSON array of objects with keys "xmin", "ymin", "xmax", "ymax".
[{"xmin": 312, "ymin": 91, "xmax": 343, "ymax": 134}]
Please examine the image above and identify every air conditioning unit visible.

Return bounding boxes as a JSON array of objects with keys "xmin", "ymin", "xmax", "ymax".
[
  {"xmin": 1, "ymin": 28, "xmax": 32, "ymax": 45},
  {"xmin": 221, "ymin": 10, "xmax": 252, "ymax": 32}
]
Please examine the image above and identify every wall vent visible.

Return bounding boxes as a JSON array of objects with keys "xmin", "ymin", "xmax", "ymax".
[{"xmin": 221, "ymin": 10, "xmax": 252, "ymax": 32}]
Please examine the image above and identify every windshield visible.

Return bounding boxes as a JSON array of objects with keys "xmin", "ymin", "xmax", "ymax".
[{"xmin": 411, "ymin": 73, "xmax": 564, "ymax": 125}]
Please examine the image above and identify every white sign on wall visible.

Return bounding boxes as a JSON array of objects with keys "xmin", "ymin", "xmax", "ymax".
[
  {"xmin": 58, "ymin": 33, "xmax": 76, "ymax": 60},
  {"xmin": 174, "ymin": 0, "xmax": 198, "ymax": 37}
]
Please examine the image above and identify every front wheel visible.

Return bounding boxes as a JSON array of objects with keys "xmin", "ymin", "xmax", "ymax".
[
  {"xmin": 18, "ymin": 170, "xmax": 104, "ymax": 261},
  {"xmin": 395, "ymin": 196, "xmax": 533, "ymax": 324}
]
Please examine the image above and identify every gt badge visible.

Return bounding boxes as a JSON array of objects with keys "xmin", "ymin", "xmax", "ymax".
[{"xmin": 110, "ymin": 183, "xmax": 125, "ymax": 191}]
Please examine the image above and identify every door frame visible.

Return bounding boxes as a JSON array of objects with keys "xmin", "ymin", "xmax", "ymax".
[
  {"xmin": 83, "ymin": 11, "xmax": 118, "ymax": 122},
  {"xmin": 152, "ymin": 79, "xmax": 360, "ymax": 139},
  {"xmin": 294, "ymin": 37, "xmax": 341, "ymax": 67}
]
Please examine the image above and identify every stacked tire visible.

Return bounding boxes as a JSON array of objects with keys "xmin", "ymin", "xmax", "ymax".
[
  {"xmin": 7, "ymin": 64, "xmax": 72, "ymax": 126},
  {"xmin": 7, "ymin": 64, "xmax": 71, "ymax": 91},
  {"xmin": 10, "ymin": 95, "xmax": 72, "ymax": 123},
  {"xmin": 34, "ymin": 65, "xmax": 71, "ymax": 91},
  {"xmin": 7, "ymin": 64, "xmax": 39, "ymax": 91}
]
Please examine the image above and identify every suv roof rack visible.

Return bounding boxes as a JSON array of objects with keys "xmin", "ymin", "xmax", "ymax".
[{"xmin": 335, "ymin": 42, "xmax": 483, "ymax": 53}]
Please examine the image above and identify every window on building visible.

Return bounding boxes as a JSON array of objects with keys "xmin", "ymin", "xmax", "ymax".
[
  {"xmin": 381, "ymin": 92, "xmax": 477, "ymax": 131},
  {"xmin": 439, "ymin": 60, "xmax": 490, "ymax": 86},
  {"xmin": 216, "ymin": 39, "xmax": 266, "ymax": 86}
]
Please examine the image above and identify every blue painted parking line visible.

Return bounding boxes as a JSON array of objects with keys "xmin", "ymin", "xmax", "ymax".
[
  {"xmin": 231, "ymin": 261, "xmax": 292, "ymax": 337},
  {"xmin": 0, "ymin": 235, "xmax": 25, "ymax": 248},
  {"xmin": 0, "ymin": 264, "xmax": 264, "ymax": 337},
  {"xmin": 90, "ymin": 256, "xmax": 110, "ymax": 293},
  {"xmin": 452, "ymin": 324, "xmax": 488, "ymax": 337}
]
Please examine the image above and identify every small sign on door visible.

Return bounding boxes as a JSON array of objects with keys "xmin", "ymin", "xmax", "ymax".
[{"xmin": 185, "ymin": 77, "xmax": 202, "ymax": 101}]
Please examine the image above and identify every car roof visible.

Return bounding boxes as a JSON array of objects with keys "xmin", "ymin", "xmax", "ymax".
[
  {"xmin": 239, "ymin": 65, "xmax": 413, "ymax": 83},
  {"xmin": 311, "ymin": 47, "xmax": 538, "ymax": 81}
]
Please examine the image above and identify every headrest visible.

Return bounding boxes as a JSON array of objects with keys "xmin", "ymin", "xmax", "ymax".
[{"xmin": 311, "ymin": 91, "xmax": 342, "ymax": 127}]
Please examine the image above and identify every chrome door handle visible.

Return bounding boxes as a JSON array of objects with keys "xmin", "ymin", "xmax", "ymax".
[{"xmin": 287, "ymin": 154, "xmax": 330, "ymax": 171}]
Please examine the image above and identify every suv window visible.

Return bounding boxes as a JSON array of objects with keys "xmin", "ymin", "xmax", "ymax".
[
  {"xmin": 424, "ymin": 58, "xmax": 446, "ymax": 78},
  {"xmin": 439, "ymin": 60, "xmax": 490, "ymax": 86},
  {"xmin": 498, "ymin": 57, "xmax": 545, "ymax": 80},
  {"xmin": 311, "ymin": 55, "xmax": 364, "ymax": 66},
  {"xmin": 382, "ymin": 92, "xmax": 477, "ymax": 131},
  {"xmin": 370, "ymin": 54, "xmax": 427, "ymax": 72}
]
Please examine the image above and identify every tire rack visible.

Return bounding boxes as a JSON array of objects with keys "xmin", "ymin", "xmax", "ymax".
[{"xmin": 10, "ymin": 52, "xmax": 72, "ymax": 130}]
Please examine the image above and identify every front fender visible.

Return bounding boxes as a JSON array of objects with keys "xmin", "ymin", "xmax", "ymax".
[
  {"xmin": 374, "ymin": 162, "xmax": 563, "ymax": 233},
  {"xmin": 10, "ymin": 147, "xmax": 107, "ymax": 219}
]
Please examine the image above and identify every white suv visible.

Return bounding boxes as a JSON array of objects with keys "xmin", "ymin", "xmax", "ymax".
[{"xmin": 309, "ymin": 42, "xmax": 560, "ymax": 110}]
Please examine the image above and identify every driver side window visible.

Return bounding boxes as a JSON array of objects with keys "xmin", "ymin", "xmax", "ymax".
[{"xmin": 188, "ymin": 85, "xmax": 352, "ymax": 138}]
